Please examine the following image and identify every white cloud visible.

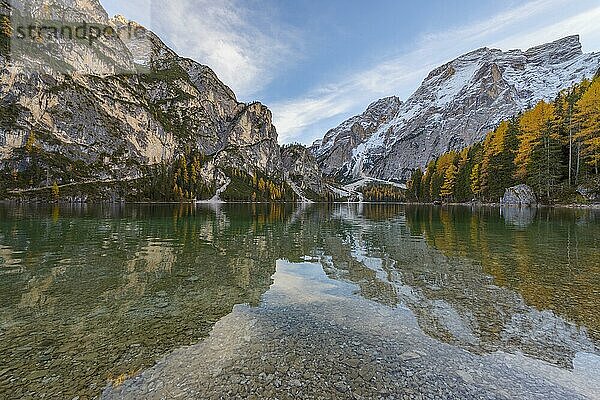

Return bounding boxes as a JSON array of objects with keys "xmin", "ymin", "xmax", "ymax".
[
  {"xmin": 272, "ymin": 0, "xmax": 600, "ymax": 144},
  {"xmin": 141, "ymin": 0, "xmax": 300, "ymax": 99},
  {"xmin": 271, "ymin": 64, "xmax": 429, "ymax": 144},
  {"xmin": 102, "ymin": 0, "xmax": 600, "ymax": 144},
  {"xmin": 491, "ymin": 6, "xmax": 600, "ymax": 51}
]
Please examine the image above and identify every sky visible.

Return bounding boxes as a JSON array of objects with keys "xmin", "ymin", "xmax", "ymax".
[{"xmin": 100, "ymin": 0, "xmax": 600, "ymax": 145}]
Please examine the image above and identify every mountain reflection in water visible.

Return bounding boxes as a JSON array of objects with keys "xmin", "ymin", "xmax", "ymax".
[{"xmin": 0, "ymin": 203, "xmax": 598, "ymax": 399}]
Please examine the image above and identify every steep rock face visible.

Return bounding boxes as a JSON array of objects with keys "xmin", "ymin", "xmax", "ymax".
[
  {"xmin": 0, "ymin": 0, "xmax": 284, "ymax": 195},
  {"xmin": 7, "ymin": 0, "xmax": 135, "ymax": 75},
  {"xmin": 16, "ymin": 0, "xmax": 110, "ymax": 23},
  {"xmin": 313, "ymin": 36, "xmax": 600, "ymax": 182},
  {"xmin": 311, "ymin": 96, "xmax": 402, "ymax": 178},
  {"xmin": 281, "ymin": 144, "xmax": 326, "ymax": 199}
]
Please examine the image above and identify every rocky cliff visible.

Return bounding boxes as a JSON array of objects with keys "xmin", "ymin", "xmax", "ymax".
[
  {"xmin": 312, "ymin": 36, "xmax": 600, "ymax": 183},
  {"xmin": 280, "ymin": 143, "xmax": 327, "ymax": 200},
  {"xmin": 0, "ymin": 0, "xmax": 288, "ymax": 200}
]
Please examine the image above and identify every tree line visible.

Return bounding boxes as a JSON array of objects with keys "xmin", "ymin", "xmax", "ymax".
[
  {"xmin": 362, "ymin": 183, "xmax": 406, "ymax": 202},
  {"xmin": 139, "ymin": 151, "xmax": 297, "ymax": 202},
  {"xmin": 407, "ymin": 73, "xmax": 600, "ymax": 204}
]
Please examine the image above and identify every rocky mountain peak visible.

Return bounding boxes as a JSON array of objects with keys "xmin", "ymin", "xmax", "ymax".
[
  {"xmin": 12, "ymin": 0, "xmax": 109, "ymax": 23},
  {"xmin": 313, "ymin": 35, "xmax": 600, "ymax": 183},
  {"xmin": 524, "ymin": 35, "xmax": 582, "ymax": 65},
  {"xmin": 1, "ymin": 0, "xmax": 292, "ymax": 201},
  {"xmin": 365, "ymin": 96, "xmax": 402, "ymax": 114},
  {"xmin": 5, "ymin": 0, "xmax": 136, "ymax": 75}
]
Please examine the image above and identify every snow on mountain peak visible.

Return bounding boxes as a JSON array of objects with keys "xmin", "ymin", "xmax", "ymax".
[
  {"xmin": 524, "ymin": 35, "xmax": 582, "ymax": 65},
  {"xmin": 313, "ymin": 36, "xmax": 600, "ymax": 183}
]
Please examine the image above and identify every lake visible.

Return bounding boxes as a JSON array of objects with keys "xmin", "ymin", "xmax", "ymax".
[{"xmin": 0, "ymin": 203, "xmax": 599, "ymax": 399}]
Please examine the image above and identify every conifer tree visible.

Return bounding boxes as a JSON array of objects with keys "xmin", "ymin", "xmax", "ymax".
[
  {"xmin": 574, "ymin": 77, "xmax": 600, "ymax": 175},
  {"xmin": 408, "ymin": 168, "xmax": 423, "ymax": 201},
  {"xmin": 515, "ymin": 101, "xmax": 555, "ymax": 179},
  {"xmin": 422, "ymin": 161, "xmax": 435, "ymax": 201},
  {"xmin": 453, "ymin": 147, "xmax": 475, "ymax": 201},
  {"xmin": 470, "ymin": 163, "xmax": 482, "ymax": 200},
  {"xmin": 526, "ymin": 118, "xmax": 563, "ymax": 201},
  {"xmin": 440, "ymin": 164, "xmax": 458, "ymax": 201},
  {"xmin": 25, "ymin": 132, "xmax": 36, "ymax": 153}
]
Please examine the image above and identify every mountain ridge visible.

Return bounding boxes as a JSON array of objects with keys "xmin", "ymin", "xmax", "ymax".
[
  {"xmin": 312, "ymin": 35, "xmax": 600, "ymax": 183},
  {"xmin": 0, "ymin": 0, "xmax": 318, "ymax": 201},
  {"xmin": 1, "ymin": 2, "xmax": 598, "ymax": 201}
]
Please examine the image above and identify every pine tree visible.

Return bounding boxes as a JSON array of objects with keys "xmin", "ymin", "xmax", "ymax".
[
  {"xmin": 25, "ymin": 132, "xmax": 36, "ymax": 153},
  {"xmin": 408, "ymin": 168, "xmax": 423, "ymax": 201},
  {"xmin": 422, "ymin": 161, "xmax": 435, "ymax": 201},
  {"xmin": 454, "ymin": 147, "xmax": 474, "ymax": 201},
  {"xmin": 190, "ymin": 163, "xmax": 197, "ymax": 185},
  {"xmin": 526, "ymin": 118, "xmax": 563, "ymax": 201},
  {"xmin": 480, "ymin": 120, "xmax": 518, "ymax": 200},
  {"xmin": 559, "ymin": 86, "xmax": 583, "ymax": 185}
]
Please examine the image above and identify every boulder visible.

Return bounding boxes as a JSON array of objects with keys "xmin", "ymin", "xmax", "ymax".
[
  {"xmin": 501, "ymin": 184, "xmax": 537, "ymax": 207},
  {"xmin": 576, "ymin": 185, "xmax": 600, "ymax": 203}
]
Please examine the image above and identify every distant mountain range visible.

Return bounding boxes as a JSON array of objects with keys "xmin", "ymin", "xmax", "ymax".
[
  {"xmin": 311, "ymin": 35, "xmax": 600, "ymax": 183},
  {"xmin": 1, "ymin": 0, "xmax": 598, "ymax": 201}
]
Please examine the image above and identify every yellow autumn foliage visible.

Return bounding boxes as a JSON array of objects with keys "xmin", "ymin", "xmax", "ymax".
[
  {"xmin": 514, "ymin": 101, "xmax": 555, "ymax": 179},
  {"xmin": 575, "ymin": 77, "xmax": 600, "ymax": 167}
]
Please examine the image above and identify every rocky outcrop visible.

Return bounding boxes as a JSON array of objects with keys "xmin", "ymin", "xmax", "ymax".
[
  {"xmin": 313, "ymin": 36, "xmax": 600, "ymax": 183},
  {"xmin": 311, "ymin": 96, "xmax": 402, "ymax": 178},
  {"xmin": 0, "ymin": 0, "xmax": 285, "ymax": 198},
  {"xmin": 281, "ymin": 143, "xmax": 327, "ymax": 199},
  {"xmin": 501, "ymin": 184, "xmax": 537, "ymax": 207},
  {"xmin": 576, "ymin": 183, "xmax": 600, "ymax": 203}
]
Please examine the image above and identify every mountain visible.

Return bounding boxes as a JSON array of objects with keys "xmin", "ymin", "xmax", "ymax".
[
  {"xmin": 280, "ymin": 143, "xmax": 327, "ymax": 200},
  {"xmin": 2, "ymin": 2, "xmax": 598, "ymax": 202},
  {"xmin": 0, "ymin": 0, "xmax": 295, "ymax": 201},
  {"xmin": 312, "ymin": 96, "xmax": 402, "ymax": 178},
  {"xmin": 312, "ymin": 36, "xmax": 600, "ymax": 183}
]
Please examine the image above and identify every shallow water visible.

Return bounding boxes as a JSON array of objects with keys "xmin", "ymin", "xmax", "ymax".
[{"xmin": 0, "ymin": 203, "xmax": 598, "ymax": 399}]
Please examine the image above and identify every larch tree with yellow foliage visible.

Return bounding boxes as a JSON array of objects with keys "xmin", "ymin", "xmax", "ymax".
[
  {"xmin": 574, "ymin": 76, "xmax": 600, "ymax": 176},
  {"xmin": 409, "ymin": 75, "xmax": 599, "ymax": 205},
  {"xmin": 440, "ymin": 164, "xmax": 458, "ymax": 201},
  {"xmin": 514, "ymin": 101, "xmax": 556, "ymax": 180},
  {"xmin": 470, "ymin": 163, "xmax": 482, "ymax": 200}
]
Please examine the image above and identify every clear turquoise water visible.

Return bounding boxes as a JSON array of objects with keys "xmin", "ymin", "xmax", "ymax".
[{"xmin": 0, "ymin": 203, "xmax": 598, "ymax": 399}]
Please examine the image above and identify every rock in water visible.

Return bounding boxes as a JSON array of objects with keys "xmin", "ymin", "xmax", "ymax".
[{"xmin": 501, "ymin": 185, "xmax": 537, "ymax": 207}]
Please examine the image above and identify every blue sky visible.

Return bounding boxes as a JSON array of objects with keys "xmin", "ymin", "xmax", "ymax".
[{"xmin": 101, "ymin": 0, "xmax": 600, "ymax": 145}]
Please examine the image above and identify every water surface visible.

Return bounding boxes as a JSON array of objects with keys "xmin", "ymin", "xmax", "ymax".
[{"xmin": 0, "ymin": 203, "xmax": 598, "ymax": 398}]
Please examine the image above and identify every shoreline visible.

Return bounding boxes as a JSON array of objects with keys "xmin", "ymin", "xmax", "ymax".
[{"xmin": 2, "ymin": 199, "xmax": 599, "ymax": 209}]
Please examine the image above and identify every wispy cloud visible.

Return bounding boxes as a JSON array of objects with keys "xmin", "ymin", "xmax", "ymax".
[
  {"xmin": 147, "ymin": 0, "xmax": 300, "ymax": 99},
  {"xmin": 271, "ymin": 64, "xmax": 429, "ymax": 144},
  {"xmin": 492, "ymin": 5, "xmax": 600, "ymax": 51},
  {"xmin": 103, "ymin": 0, "xmax": 600, "ymax": 144},
  {"xmin": 272, "ymin": 0, "xmax": 600, "ymax": 144}
]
